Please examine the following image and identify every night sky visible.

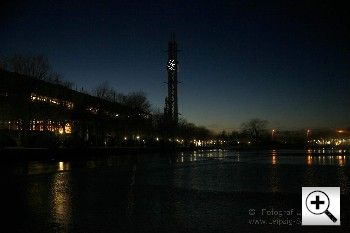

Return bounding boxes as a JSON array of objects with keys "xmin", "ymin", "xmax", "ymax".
[{"xmin": 1, "ymin": 0, "xmax": 349, "ymax": 132}]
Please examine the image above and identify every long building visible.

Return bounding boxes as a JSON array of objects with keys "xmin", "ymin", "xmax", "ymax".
[{"xmin": 0, "ymin": 69, "xmax": 152, "ymax": 147}]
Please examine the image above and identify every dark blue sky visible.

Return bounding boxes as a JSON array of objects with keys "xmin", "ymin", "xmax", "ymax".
[{"xmin": 1, "ymin": 0, "xmax": 349, "ymax": 131}]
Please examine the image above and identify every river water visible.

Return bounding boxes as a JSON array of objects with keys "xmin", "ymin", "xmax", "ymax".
[{"xmin": 6, "ymin": 149, "xmax": 350, "ymax": 232}]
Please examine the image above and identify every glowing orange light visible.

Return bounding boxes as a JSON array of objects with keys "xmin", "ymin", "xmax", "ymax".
[
  {"xmin": 58, "ymin": 127, "xmax": 64, "ymax": 134},
  {"xmin": 64, "ymin": 123, "xmax": 71, "ymax": 134},
  {"xmin": 307, "ymin": 155, "xmax": 312, "ymax": 166},
  {"xmin": 272, "ymin": 155, "xmax": 277, "ymax": 165}
]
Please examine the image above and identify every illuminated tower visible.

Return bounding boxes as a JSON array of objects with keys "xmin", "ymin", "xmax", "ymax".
[{"xmin": 164, "ymin": 35, "xmax": 179, "ymax": 127}]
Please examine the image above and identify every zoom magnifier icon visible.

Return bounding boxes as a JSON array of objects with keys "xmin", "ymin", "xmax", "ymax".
[{"xmin": 305, "ymin": 190, "xmax": 337, "ymax": 223}]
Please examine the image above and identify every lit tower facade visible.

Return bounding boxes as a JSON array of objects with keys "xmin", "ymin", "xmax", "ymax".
[{"xmin": 164, "ymin": 35, "xmax": 179, "ymax": 127}]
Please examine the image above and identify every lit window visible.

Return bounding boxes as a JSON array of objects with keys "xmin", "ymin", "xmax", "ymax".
[
  {"xmin": 30, "ymin": 93, "xmax": 74, "ymax": 109},
  {"xmin": 64, "ymin": 123, "xmax": 72, "ymax": 134},
  {"xmin": 58, "ymin": 127, "xmax": 64, "ymax": 134}
]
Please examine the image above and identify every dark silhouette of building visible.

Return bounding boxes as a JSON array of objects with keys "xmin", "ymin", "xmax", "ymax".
[
  {"xmin": 0, "ymin": 69, "xmax": 152, "ymax": 147},
  {"xmin": 164, "ymin": 35, "xmax": 179, "ymax": 131}
]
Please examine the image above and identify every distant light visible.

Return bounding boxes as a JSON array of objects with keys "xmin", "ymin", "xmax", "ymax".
[
  {"xmin": 64, "ymin": 123, "xmax": 72, "ymax": 134},
  {"xmin": 156, "ymin": 137, "xmax": 159, "ymax": 141},
  {"xmin": 337, "ymin": 130, "xmax": 344, "ymax": 133},
  {"xmin": 124, "ymin": 137, "xmax": 127, "ymax": 140},
  {"xmin": 58, "ymin": 128, "xmax": 64, "ymax": 134},
  {"xmin": 136, "ymin": 135, "xmax": 140, "ymax": 140},
  {"xmin": 59, "ymin": 162, "xmax": 64, "ymax": 171},
  {"xmin": 272, "ymin": 155, "xmax": 277, "ymax": 165}
]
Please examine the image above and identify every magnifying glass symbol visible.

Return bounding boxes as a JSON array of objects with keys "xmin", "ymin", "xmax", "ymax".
[
  {"xmin": 324, "ymin": 209, "xmax": 338, "ymax": 223},
  {"xmin": 306, "ymin": 190, "xmax": 337, "ymax": 223}
]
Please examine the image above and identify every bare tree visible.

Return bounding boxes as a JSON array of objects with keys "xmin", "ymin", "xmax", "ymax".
[
  {"xmin": 241, "ymin": 118, "xmax": 268, "ymax": 144},
  {"xmin": 93, "ymin": 81, "xmax": 124, "ymax": 103},
  {"xmin": 1, "ymin": 54, "xmax": 74, "ymax": 88},
  {"xmin": 123, "ymin": 91, "xmax": 150, "ymax": 112},
  {"xmin": 94, "ymin": 81, "xmax": 111, "ymax": 99},
  {"xmin": 51, "ymin": 71, "xmax": 62, "ymax": 84},
  {"xmin": 2, "ymin": 54, "xmax": 51, "ymax": 80}
]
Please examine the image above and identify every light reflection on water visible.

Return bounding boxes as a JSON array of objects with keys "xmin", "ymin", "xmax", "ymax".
[
  {"xmin": 23, "ymin": 164, "xmax": 73, "ymax": 231},
  {"xmin": 173, "ymin": 149, "xmax": 349, "ymax": 167},
  {"xmin": 51, "ymin": 172, "xmax": 72, "ymax": 231},
  {"xmin": 9, "ymin": 149, "xmax": 350, "ymax": 177},
  {"xmin": 305, "ymin": 154, "xmax": 347, "ymax": 166},
  {"xmin": 170, "ymin": 149, "xmax": 350, "ymax": 194},
  {"xmin": 271, "ymin": 149, "xmax": 277, "ymax": 165},
  {"xmin": 9, "ymin": 149, "xmax": 350, "ymax": 233},
  {"xmin": 8, "ymin": 149, "xmax": 350, "ymax": 195}
]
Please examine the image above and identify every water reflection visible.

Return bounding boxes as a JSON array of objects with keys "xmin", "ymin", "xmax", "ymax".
[
  {"xmin": 271, "ymin": 150, "xmax": 278, "ymax": 165},
  {"xmin": 127, "ymin": 164, "xmax": 137, "ymax": 222},
  {"xmin": 168, "ymin": 149, "xmax": 350, "ymax": 194},
  {"xmin": 305, "ymin": 154, "xmax": 348, "ymax": 166},
  {"xmin": 307, "ymin": 155, "xmax": 312, "ymax": 166},
  {"xmin": 172, "ymin": 149, "xmax": 349, "ymax": 168},
  {"xmin": 8, "ymin": 149, "xmax": 350, "ymax": 178},
  {"xmin": 27, "ymin": 162, "xmax": 47, "ymax": 175},
  {"xmin": 175, "ymin": 149, "xmax": 229, "ymax": 164},
  {"xmin": 268, "ymin": 150, "xmax": 279, "ymax": 191},
  {"xmin": 7, "ymin": 147, "xmax": 350, "ymax": 229},
  {"xmin": 337, "ymin": 164, "xmax": 349, "ymax": 194},
  {"xmin": 269, "ymin": 166, "xmax": 280, "ymax": 193},
  {"xmin": 50, "ymin": 172, "xmax": 72, "ymax": 231}
]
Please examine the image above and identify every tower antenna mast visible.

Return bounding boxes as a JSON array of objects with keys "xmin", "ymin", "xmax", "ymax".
[{"xmin": 164, "ymin": 34, "xmax": 179, "ymax": 131}]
